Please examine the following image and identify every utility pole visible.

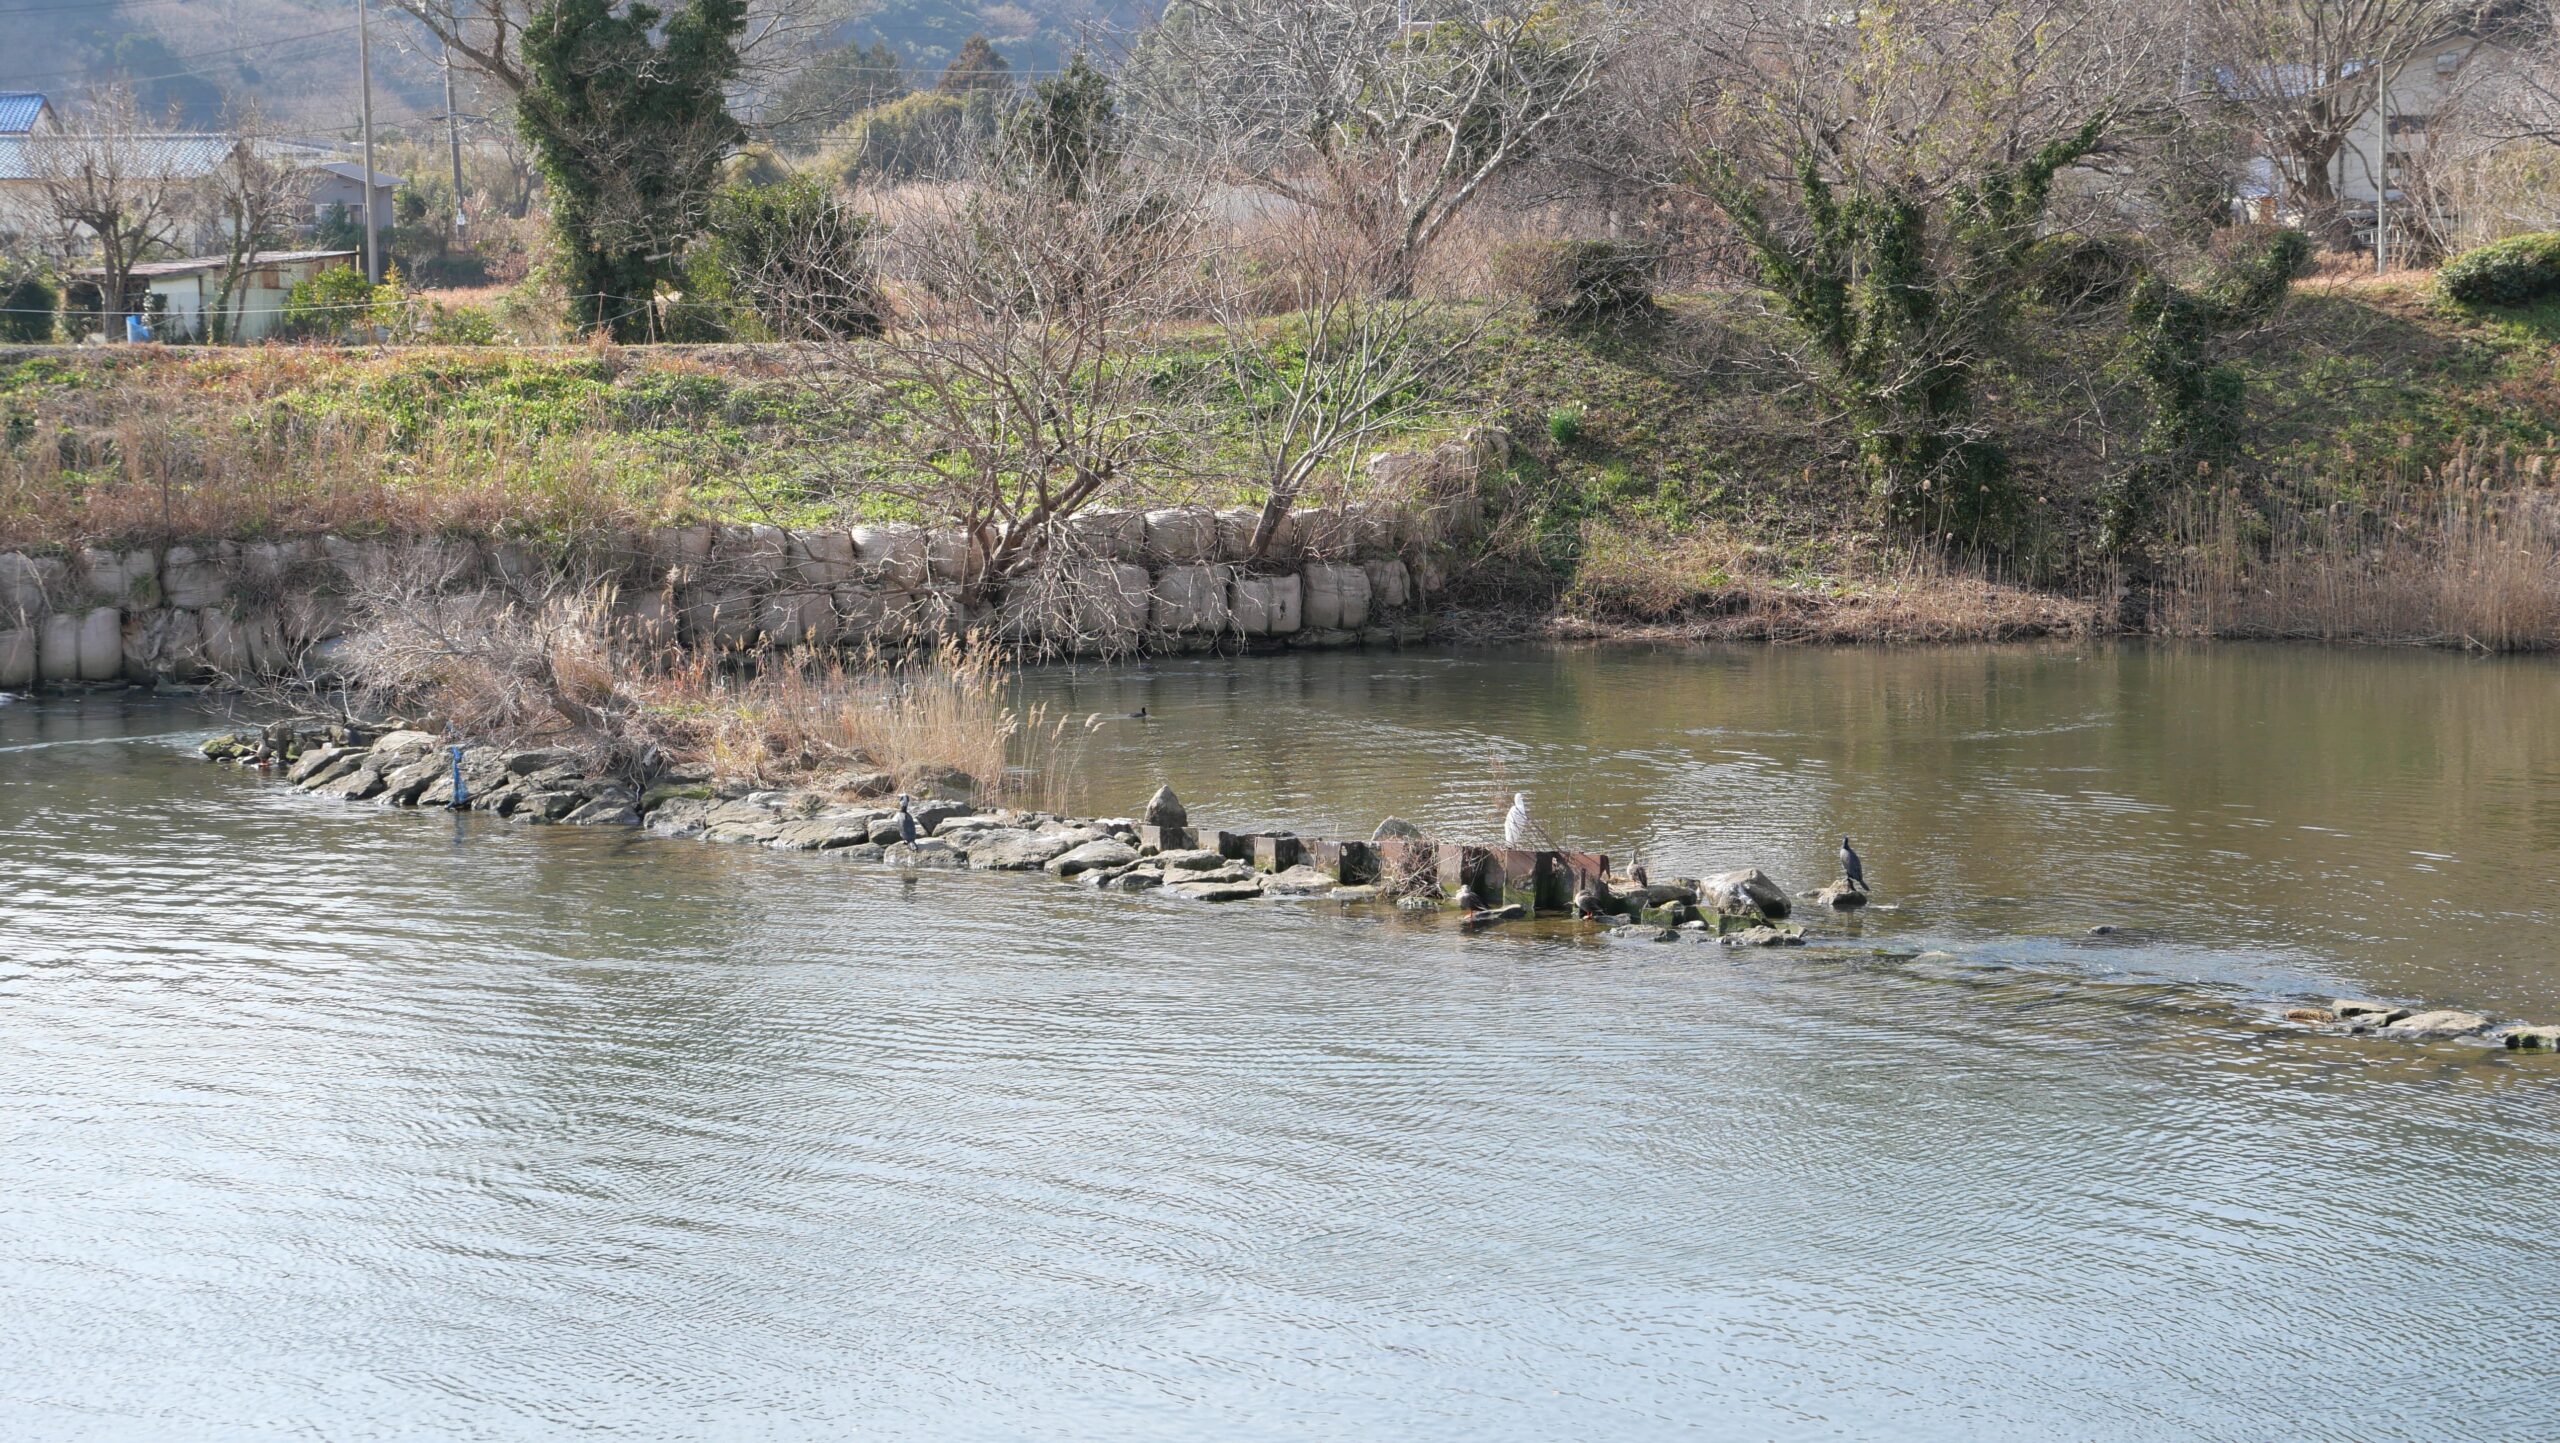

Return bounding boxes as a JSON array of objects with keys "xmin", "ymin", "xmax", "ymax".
[
  {"xmin": 358, "ymin": 0, "xmax": 381, "ymax": 284},
  {"xmin": 2375, "ymin": 69, "xmax": 2391, "ymax": 276},
  {"xmin": 443, "ymin": 37, "xmax": 466, "ymax": 244}
]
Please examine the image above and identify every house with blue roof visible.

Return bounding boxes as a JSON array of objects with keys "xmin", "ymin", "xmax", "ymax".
[{"xmin": 0, "ymin": 93, "xmax": 57, "ymax": 136}]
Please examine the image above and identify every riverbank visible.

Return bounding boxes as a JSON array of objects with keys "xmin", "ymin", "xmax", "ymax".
[{"xmin": 5, "ymin": 277, "xmax": 2559, "ymax": 652}]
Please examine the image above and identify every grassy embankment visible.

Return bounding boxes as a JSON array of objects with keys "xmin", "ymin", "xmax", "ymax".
[{"xmin": 3, "ymin": 271, "xmax": 2557, "ymax": 647}]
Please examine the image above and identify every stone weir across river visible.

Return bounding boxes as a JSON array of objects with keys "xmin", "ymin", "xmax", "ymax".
[{"xmin": 198, "ymin": 722, "xmax": 2560, "ymax": 1058}]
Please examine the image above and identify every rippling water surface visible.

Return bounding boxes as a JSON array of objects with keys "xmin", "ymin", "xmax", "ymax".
[{"xmin": 3, "ymin": 644, "xmax": 2556, "ymax": 1441}]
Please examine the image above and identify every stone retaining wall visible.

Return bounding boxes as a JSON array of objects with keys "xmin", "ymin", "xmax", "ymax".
[{"xmin": 0, "ymin": 432, "xmax": 1507, "ymax": 688}]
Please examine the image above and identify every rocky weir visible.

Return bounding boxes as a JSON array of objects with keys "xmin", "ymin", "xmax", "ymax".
[
  {"xmin": 0, "ymin": 434, "xmax": 1506, "ymax": 689},
  {"xmin": 198, "ymin": 721, "xmax": 2560, "ymax": 1057}
]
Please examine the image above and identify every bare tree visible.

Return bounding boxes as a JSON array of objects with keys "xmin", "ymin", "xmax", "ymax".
[
  {"xmin": 2194, "ymin": 0, "xmax": 2489, "ymax": 236},
  {"xmin": 202, "ymin": 106, "xmax": 315, "ymax": 343},
  {"xmin": 825, "ymin": 172, "xmax": 1212, "ymax": 594},
  {"xmin": 25, "ymin": 88, "xmax": 200, "ymax": 342},
  {"xmin": 1208, "ymin": 213, "xmax": 1477, "ymax": 559},
  {"xmin": 1141, "ymin": 0, "xmax": 1624, "ymax": 292}
]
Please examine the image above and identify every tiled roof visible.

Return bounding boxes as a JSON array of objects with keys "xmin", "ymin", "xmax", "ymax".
[{"xmin": 0, "ymin": 134, "xmax": 353, "ymax": 183}]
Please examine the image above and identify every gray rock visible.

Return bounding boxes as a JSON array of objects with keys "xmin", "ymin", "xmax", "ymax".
[
  {"xmin": 966, "ymin": 828, "xmax": 1098, "ymax": 871},
  {"xmin": 908, "ymin": 765, "xmax": 978, "ymax": 801},
  {"xmin": 1811, "ymin": 880, "xmax": 1869, "ymax": 909},
  {"xmin": 369, "ymin": 729, "xmax": 443, "ymax": 762},
  {"xmin": 2500, "ymin": 1025, "xmax": 2559, "ymax": 1051},
  {"xmin": 564, "ymin": 798, "xmax": 640, "ymax": 827},
  {"xmin": 705, "ymin": 818, "xmax": 787, "ymax": 845},
  {"xmin": 835, "ymin": 843, "xmax": 887, "ymax": 863},
  {"xmin": 1371, "ymin": 816, "xmax": 1424, "ymax": 841},
  {"xmin": 1109, "ymin": 868, "xmax": 1166, "ymax": 892},
  {"xmin": 2380, "ymin": 1009, "xmax": 2490, "ymax": 1038},
  {"xmin": 503, "ymin": 749, "xmax": 576, "ymax": 776},
  {"xmin": 1164, "ymin": 878, "xmax": 1265, "ymax": 902},
  {"xmin": 315, "ymin": 761, "xmax": 390, "ymax": 801},
  {"xmin": 1049, "ymin": 839, "xmax": 1141, "ymax": 877},
  {"xmin": 771, "ymin": 815, "xmax": 883, "ymax": 851},
  {"xmin": 517, "ymin": 790, "xmax": 584, "ymax": 823},
  {"xmin": 285, "ymin": 745, "xmax": 352, "ymax": 785},
  {"xmin": 1702, "ymin": 867, "xmax": 1792, "ymax": 919},
  {"xmin": 1141, "ymin": 784, "xmax": 1188, "ymax": 828},
  {"xmin": 1155, "ymin": 848, "xmax": 1230, "ymax": 872},
  {"xmin": 378, "ymin": 758, "xmax": 446, "ymax": 807},
  {"xmin": 2334, "ymin": 1000, "xmax": 2412, "ymax": 1025},
  {"xmin": 647, "ymin": 798, "xmax": 716, "ymax": 837},
  {"xmin": 1262, "ymin": 865, "xmax": 1337, "ymax": 897},
  {"xmin": 912, "ymin": 799, "xmax": 974, "ymax": 832},
  {"xmin": 884, "ymin": 839, "xmax": 964, "ymax": 869},
  {"xmin": 935, "ymin": 814, "xmax": 1013, "ymax": 838},
  {"xmin": 1329, "ymin": 885, "xmax": 1383, "ymax": 902},
  {"xmin": 1718, "ymin": 924, "xmax": 1807, "ymax": 948}
]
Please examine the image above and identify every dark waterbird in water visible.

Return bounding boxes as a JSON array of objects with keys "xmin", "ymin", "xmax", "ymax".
[
  {"xmin": 897, "ymin": 795, "xmax": 920, "ymax": 847},
  {"xmin": 1840, "ymin": 836, "xmax": 1866, "ymax": 892}
]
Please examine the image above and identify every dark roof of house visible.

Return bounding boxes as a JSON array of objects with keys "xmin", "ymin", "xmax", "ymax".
[{"xmin": 314, "ymin": 160, "xmax": 402, "ymax": 189}]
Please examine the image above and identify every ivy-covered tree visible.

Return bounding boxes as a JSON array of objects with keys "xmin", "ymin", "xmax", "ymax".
[
  {"xmin": 1699, "ymin": 118, "xmax": 2108, "ymax": 547},
  {"xmin": 518, "ymin": 0, "xmax": 747, "ymax": 340},
  {"xmin": 2101, "ymin": 229, "xmax": 2311, "ymax": 555}
]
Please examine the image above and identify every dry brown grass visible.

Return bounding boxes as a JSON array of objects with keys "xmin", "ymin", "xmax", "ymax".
[
  {"xmin": 640, "ymin": 633, "xmax": 1085, "ymax": 803},
  {"xmin": 2159, "ymin": 448, "xmax": 2560, "ymax": 651},
  {"xmin": 1549, "ymin": 522, "xmax": 2095, "ymax": 643}
]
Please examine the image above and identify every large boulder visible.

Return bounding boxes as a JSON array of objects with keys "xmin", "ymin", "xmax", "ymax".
[
  {"xmin": 1048, "ymin": 838, "xmax": 1141, "ymax": 877},
  {"xmin": 965, "ymin": 827, "xmax": 1099, "ymax": 871},
  {"xmin": 1702, "ymin": 867, "xmax": 1792, "ymax": 919},
  {"xmin": 1372, "ymin": 817, "xmax": 1424, "ymax": 840},
  {"xmin": 2380, "ymin": 1009, "xmax": 2490, "ymax": 1038}
]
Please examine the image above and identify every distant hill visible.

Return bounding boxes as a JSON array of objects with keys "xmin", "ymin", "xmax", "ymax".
[{"xmin": 849, "ymin": 0, "xmax": 1161, "ymax": 78}]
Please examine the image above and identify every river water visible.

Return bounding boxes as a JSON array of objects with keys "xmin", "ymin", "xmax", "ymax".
[{"xmin": 3, "ymin": 643, "xmax": 2554, "ymax": 1441}]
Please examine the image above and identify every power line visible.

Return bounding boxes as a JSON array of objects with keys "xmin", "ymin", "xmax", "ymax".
[{"xmin": 0, "ymin": 25, "xmax": 362, "ymax": 90}]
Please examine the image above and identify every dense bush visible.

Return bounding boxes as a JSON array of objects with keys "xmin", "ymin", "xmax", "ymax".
[
  {"xmin": 0, "ymin": 275, "xmax": 56, "ymax": 342},
  {"xmin": 1491, "ymin": 239, "xmax": 1656, "ymax": 322},
  {"xmin": 692, "ymin": 177, "xmax": 885, "ymax": 341},
  {"xmin": 277, "ymin": 264, "xmax": 398, "ymax": 340},
  {"xmin": 2438, "ymin": 232, "xmax": 2560, "ymax": 307},
  {"xmin": 2027, "ymin": 232, "xmax": 2144, "ymax": 311}
]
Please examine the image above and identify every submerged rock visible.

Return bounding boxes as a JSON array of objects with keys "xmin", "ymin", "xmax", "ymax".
[
  {"xmin": 1701, "ymin": 867, "xmax": 1792, "ymax": 920},
  {"xmin": 1164, "ymin": 878, "xmax": 1264, "ymax": 902},
  {"xmin": 1811, "ymin": 879, "xmax": 1868, "ymax": 910},
  {"xmin": 2379, "ymin": 1009, "xmax": 2490, "ymax": 1038},
  {"xmin": 884, "ymin": 839, "xmax": 963, "ymax": 869},
  {"xmin": 1718, "ymin": 924, "xmax": 1807, "ymax": 948},
  {"xmin": 564, "ymin": 797, "xmax": 640, "ymax": 827},
  {"xmin": 966, "ymin": 828, "xmax": 1096, "ymax": 871},
  {"xmin": 2333, "ymin": 1000, "xmax": 2412, "ymax": 1026},
  {"xmin": 2500, "ymin": 1025, "xmax": 2559, "ymax": 1051},
  {"xmin": 1153, "ymin": 848, "xmax": 1229, "ymax": 872},
  {"xmin": 1261, "ymin": 865, "xmax": 1337, "ymax": 897},
  {"xmin": 1371, "ymin": 816, "xmax": 1424, "ymax": 841}
]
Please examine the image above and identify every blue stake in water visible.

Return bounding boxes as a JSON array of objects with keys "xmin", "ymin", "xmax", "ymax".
[{"xmin": 447, "ymin": 744, "xmax": 468, "ymax": 810}]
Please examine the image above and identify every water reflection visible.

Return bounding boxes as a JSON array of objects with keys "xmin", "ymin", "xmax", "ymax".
[{"xmin": 2, "ymin": 650, "xmax": 2556, "ymax": 1441}]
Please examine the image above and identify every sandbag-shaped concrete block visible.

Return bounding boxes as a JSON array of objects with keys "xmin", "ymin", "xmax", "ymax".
[
  {"xmin": 928, "ymin": 527, "xmax": 996, "ymax": 585},
  {"xmin": 0, "ymin": 624, "xmax": 33, "ymax": 687},
  {"xmin": 283, "ymin": 591, "xmax": 347, "ymax": 647},
  {"xmin": 680, "ymin": 587, "xmax": 759, "ymax": 649},
  {"xmin": 1, "ymin": 552, "xmax": 64, "ymax": 615},
  {"xmin": 1230, "ymin": 575, "xmax": 1275, "ymax": 636},
  {"xmin": 487, "ymin": 541, "xmax": 556, "ymax": 597},
  {"xmin": 834, "ymin": 586, "xmax": 889, "ymax": 640},
  {"xmin": 1064, "ymin": 508, "xmax": 1146, "ymax": 563},
  {"xmin": 653, "ymin": 524, "xmax": 715, "ymax": 570},
  {"xmin": 796, "ymin": 530, "xmax": 856, "ymax": 586},
  {"xmin": 199, "ymin": 609, "xmax": 244, "ymax": 674},
  {"xmin": 795, "ymin": 592, "xmax": 839, "ymax": 650},
  {"xmin": 77, "ymin": 547, "xmax": 156, "ymax": 605},
  {"xmin": 1151, "ymin": 564, "xmax": 1231, "ymax": 633},
  {"xmin": 1293, "ymin": 507, "xmax": 1355, "ymax": 560},
  {"xmin": 884, "ymin": 585, "xmax": 963, "ymax": 642},
  {"xmin": 1069, "ymin": 561, "xmax": 1153, "ymax": 643},
  {"xmin": 1347, "ymin": 502, "xmax": 1405, "ymax": 556},
  {"xmin": 615, "ymin": 586, "xmax": 678, "ymax": 648},
  {"xmin": 243, "ymin": 608, "xmax": 290, "ymax": 675},
  {"xmin": 75, "ymin": 606, "xmax": 121, "ymax": 681},
  {"xmin": 320, "ymin": 535, "xmax": 391, "ymax": 592},
  {"xmin": 36, "ymin": 611, "xmax": 79, "ymax": 682},
  {"xmin": 1144, "ymin": 508, "xmax": 1219, "ymax": 564},
  {"xmin": 1303, "ymin": 563, "xmax": 1371, "ymax": 630},
  {"xmin": 1266, "ymin": 571, "xmax": 1302, "ymax": 634},
  {"xmin": 852, "ymin": 525, "xmax": 929, "ymax": 591},
  {"xmin": 1364, "ymin": 558, "xmax": 1411, "ymax": 611},
  {"xmin": 162, "ymin": 542, "xmax": 238, "ymax": 608}
]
